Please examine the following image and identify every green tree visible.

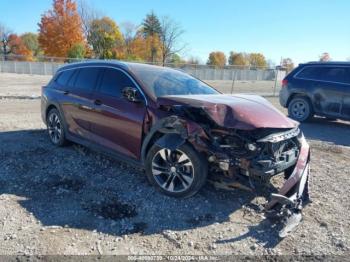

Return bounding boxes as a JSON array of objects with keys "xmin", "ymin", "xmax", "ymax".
[
  {"xmin": 207, "ymin": 51, "xmax": 227, "ymax": 68},
  {"xmin": 21, "ymin": 33, "xmax": 41, "ymax": 57},
  {"xmin": 142, "ymin": 11, "xmax": 161, "ymax": 37},
  {"xmin": 249, "ymin": 53, "xmax": 267, "ymax": 69},
  {"xmin": 67, "ymin": 43, "xmax": 86, "ymax": 60},
  {"xmin": 142, "ymin": 11, "xmax": 161, "ymax": 62},
  {"xmin": 228, "ymin": 51, "xmax": 249, "ymax": 67},
  {"xmin": 168, "ymin": 53, "xmax": 185, "ymax": 66},
  {"xmin": 87, "ymin": 17, "xmax": 124, "ymax": 59}
]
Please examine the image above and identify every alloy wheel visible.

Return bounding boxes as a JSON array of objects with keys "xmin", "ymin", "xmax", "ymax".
[
  {"xmin": 151, "ymin": 148, "xmax": 194, "ymax": 193},
  {"xmin": 48, "ymin": 112, "xmax": 62, "ymax": 144}
]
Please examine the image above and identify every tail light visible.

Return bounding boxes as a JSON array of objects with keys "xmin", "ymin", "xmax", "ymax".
[{"xmin": 282, "ymin": 79, "xmax": 288, "ymax": 88}]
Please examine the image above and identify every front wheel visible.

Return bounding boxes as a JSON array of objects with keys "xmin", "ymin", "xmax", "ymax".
[{"xmin": 145, "ymin": 143, "xmax": 207, "ymax": 198}]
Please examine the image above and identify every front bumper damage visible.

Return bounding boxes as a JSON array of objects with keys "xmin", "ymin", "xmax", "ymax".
[
  {"xmin": 209, "ymin": 132, "xmax": 311, "ymax": 238},
  {"xmin": 264, "ymin": 134, "xmax": 310, "ymax": 237},
  {"xmin": 145, "ymin": 113, "xmax": 310, "ymax": 238}
]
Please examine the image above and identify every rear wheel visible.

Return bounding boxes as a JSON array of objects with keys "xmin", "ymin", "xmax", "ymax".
[
  {"xmin": 47, "ymin": 108, "xmax": 67, "ymax": 146},
  {"xmin": 145, "ymin": 143, "xmax": 207, "ymax": 198},
  {"xmin": 288, "ymin": 96, "xmax": 313, "ymax": 122}
]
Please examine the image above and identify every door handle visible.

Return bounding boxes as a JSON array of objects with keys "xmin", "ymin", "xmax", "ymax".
[
  {"xmin": 94, "ymin": 99, "xmax": 102, "ymax": 106},
  {"xmin": 79, "ymin": 105, "xmax": 93, "ymax": 111}
]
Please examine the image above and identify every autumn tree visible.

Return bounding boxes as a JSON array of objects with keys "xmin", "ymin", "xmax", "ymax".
[
  {"xmin": 142, "ymin": 11, "xmax": 162, "ymax": 63},
  {"xmin": 249, "ymin": 53, "xmax": 267, "ymax": 69},
  {"xmin": 7, "ymin": 34, "xmax": 32, "ymax": 61},
  {"xmin": 38, "ymin": 0, "xmax": 85, "ymax": 58},
  {"xmin": 0, "ymin": 23, "xmax": 12, "ymax": 60},
  {"xmin": 87, "ymin": 17, "xmax": 124, "ymax": 59},
  {"xmin": 21, "ymin": 33, "xmax": 41, "ymax": 57},
  {"xmin": 319, "ymin": 52, "xmax": 330, "ymax": 62},
  {"xmin": 281, "ymin": 58, "xmax": 294, "ymax": 73},
  {"xmin": 120, "ymin": 21, "xmax": 139, "ymax": 60},
  {"xmin": 207, "ymin": 51, "xmax": 227, "ymax": 68},
  {"xmin": 159, "ymin": 16, "xmax": 186, "ymax": 66},
  {"xmin": 228, "ymin": 52, "xmax": 249, "ymax": 67}
]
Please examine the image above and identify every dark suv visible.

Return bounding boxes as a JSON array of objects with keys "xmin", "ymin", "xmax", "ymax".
[
  {"xmin": 280, "ymin": 62, "xmax": 350, "ymax": 122},
  {"xmin": 42, "ymin": 61, "xmax": 310, "ymax": 232}
]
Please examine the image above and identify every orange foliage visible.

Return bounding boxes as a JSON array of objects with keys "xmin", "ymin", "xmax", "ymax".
[
  {"xmin": 38, "ymin": 0, "xmax": 84, "ymax": 58},
  {"xmin": 122, "ymin": 34, "xmax": 161, "ymax": 62},
  {"xmin": 8, "ymin": 34, "xmax": 33, "ymax": 61}
]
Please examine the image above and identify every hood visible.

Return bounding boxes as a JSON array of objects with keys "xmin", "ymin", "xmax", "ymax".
[{"xmin": 157, "ymin": 94, "xmax": 298, "ymax": 130}]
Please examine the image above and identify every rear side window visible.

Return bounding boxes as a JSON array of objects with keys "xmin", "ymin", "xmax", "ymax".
[
  {"xmin": 296, "ymin": 66, "xmax": 350, "ymax": 84},
  {"xmin": 98, "ymin": 68, "xmax": 136, "ymax": 97},
  {"xmin": 74, "ymin": 67, "xmax": 101, "ymax": 91},
  {"xmin": 55, "ymin": 70, "xmax": 74, "ymax": 86}
]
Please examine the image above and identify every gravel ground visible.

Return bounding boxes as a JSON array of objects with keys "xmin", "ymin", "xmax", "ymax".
[{"xmin": 0, "ymin": 73, "xmax": 350, "ymax": 256}]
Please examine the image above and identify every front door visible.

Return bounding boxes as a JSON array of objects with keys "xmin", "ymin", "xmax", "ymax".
[{"xmin": 89, "ymin": 67, "xmax": 147, "ymax": 160}]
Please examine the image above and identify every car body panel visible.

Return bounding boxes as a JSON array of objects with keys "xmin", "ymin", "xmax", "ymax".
[
  {"xmin": 157, "ymin": 94, "xmax": 298, "ymax": 130},
  {"xmin": 88, "ymin": 92, "xmax": 147, "ymax": 159}
]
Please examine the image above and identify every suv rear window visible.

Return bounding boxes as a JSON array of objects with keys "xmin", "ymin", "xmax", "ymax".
[{"xmin": 296, "ymin": 66, "xmax": 350, "ymax": 84}]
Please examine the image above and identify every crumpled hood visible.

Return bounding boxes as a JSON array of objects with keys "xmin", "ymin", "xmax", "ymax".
[{"xmin": 157, "ymin": 94, "xmax": 298, "ymax": 130}]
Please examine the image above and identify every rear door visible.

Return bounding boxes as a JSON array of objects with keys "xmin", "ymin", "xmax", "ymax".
[
  {"xmin": 88, "ymin": 67, "xmax": 147, "ymax": 160},
  {"xmin": 295, "ymin": 66, "xmax": 345, "ymax": 117},
  {"xmin": 59, "ymin": 67, "xmax": 101, "ymax": 139}
]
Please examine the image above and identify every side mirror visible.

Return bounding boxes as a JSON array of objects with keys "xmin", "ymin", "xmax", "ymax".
[{"xmin": 122, "ymin": 86, "xmax": 142, "ymax": 103}]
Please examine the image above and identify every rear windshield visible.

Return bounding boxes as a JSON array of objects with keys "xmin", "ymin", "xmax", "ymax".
[{"xmin": 129, "ymin": 64, "xmax": 219, "ymax": 98}]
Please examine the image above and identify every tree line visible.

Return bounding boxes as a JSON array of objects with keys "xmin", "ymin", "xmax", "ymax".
[
  {"xmin": 0, "ymin": 0, "xmax": 188, "ymax": 65},
  {"xmin": 0, "ymin": 0, "xmax": 332, "ymax": 70}
]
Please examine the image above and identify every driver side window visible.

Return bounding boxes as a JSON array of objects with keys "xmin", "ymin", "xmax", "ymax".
[{"xmin": 99, "ymin": 68, "xmax": 136, "ymax": 98}]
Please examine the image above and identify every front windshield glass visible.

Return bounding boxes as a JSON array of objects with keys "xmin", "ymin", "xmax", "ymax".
[{"xmin": 129, "ymin": 64, "xmax": 219, "ymax": 98}]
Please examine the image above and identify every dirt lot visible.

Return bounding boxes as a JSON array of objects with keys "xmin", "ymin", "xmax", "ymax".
[{"xmin": 0, "ymin": 73, "xmax": 350, "ymax": 256}]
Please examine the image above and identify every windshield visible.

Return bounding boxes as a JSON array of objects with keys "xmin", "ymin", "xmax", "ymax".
[{"xmin": 129, "ymin": 64, "xmax": 219, "ymax": 98}]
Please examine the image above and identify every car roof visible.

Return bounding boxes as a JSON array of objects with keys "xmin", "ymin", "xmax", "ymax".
[
  {"xmin": 301, "ymin": 61, "xmax": 350, "ymax": 67},
  {"xmin": 56, "ymin": 60, "xmax": 169, "ymax": 73}
]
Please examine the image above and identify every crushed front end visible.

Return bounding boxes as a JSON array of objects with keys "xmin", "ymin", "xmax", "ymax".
[
  {"xmin": 202, "ymin": 126, "xmax": 311, "ymax": 237},
  {"xmin": 155, "ymin": 94, "xmax": 311, "ymax": 237}
]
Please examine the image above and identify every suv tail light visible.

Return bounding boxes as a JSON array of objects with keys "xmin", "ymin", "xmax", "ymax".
[{"xmin": 282, "ymin": 79, "xmax": 288, "ymax": 88}]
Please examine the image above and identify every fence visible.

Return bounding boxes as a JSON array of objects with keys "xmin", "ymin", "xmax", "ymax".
[{"xmin": 0, "ymin": 59, "xmax": 286, "ymax": 96}]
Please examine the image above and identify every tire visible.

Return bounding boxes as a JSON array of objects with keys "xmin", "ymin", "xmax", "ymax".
[
  {"xmin": 145, "ymin": 143, "xmax": 208, "ymax": 198},
  {"xmin": 47, "ymin": 108, "xmax": 68, "ymax": 146},
  {"xmin": 288, "ymin": 96, "xmax": 313, "ymax": 122}
]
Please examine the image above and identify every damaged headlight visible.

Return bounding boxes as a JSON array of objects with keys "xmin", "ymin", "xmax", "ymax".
[{"xmin": 257, "ymin": 127, "xmax": 300, "ymax": 143}]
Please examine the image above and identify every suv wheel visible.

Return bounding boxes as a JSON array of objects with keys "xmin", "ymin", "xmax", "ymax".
[
  {"xmin": 47, "ymin": 108, "xmax": 67, "ymax": 146},
  {"xmin": 288, "ymin": 96, "xmax": 313, "ymax": 122},
  {"xmin": 145, "ymin": 143, "xmax": 207, "ymax": 198}
]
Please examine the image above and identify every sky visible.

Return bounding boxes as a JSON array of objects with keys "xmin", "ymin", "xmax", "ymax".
[{"xmin": 1, "ymin": 0, "xmax": 350, "ymax": 65}]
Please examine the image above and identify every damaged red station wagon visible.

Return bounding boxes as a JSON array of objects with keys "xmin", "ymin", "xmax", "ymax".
[{"xmin": 41, "ymin": 61, "xmax": 310, "ymax": 236}]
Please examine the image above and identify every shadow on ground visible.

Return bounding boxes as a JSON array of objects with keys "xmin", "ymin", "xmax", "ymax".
[{"xmin": 300, "ymin": 117, "xmax": 350, "ymax": 146}]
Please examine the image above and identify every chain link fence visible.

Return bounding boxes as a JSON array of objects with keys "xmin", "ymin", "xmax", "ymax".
[{"xmin": 0, "ymin": 55, "xmax": 286, "ymax": 96}]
